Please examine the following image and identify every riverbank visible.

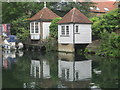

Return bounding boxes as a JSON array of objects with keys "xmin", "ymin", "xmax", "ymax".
[{"xmin": 86, "ymin": 40, "xmax": 100, "ymax": 53}]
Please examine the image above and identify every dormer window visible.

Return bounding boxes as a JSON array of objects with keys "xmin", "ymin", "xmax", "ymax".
[
  {"xmin": 96, "ymin": 7, "xmax": 100, "ymax": 10},
  {"xmin": 90, "ymin": 7, "xmax": 94, "ymax": 10},
  {"xmin": 104, "ymin": 8, "xmax": 109, "ymax": 11}
]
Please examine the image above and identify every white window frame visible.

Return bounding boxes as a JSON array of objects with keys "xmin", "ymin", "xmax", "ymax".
[
  {"xmin": 66, "ymin": 26, "xmax": 69, "ymax": 35},
  {"xmin": 30, "ymin": 22, "xmax": 39, "ymax": 34},
  {"xmin": 61, "ymin": 26, "xmax": 65, "ymax": 35},
  {"xmin": 35, "ymin": 22, "xmax": 39, "ymax": 33},
  {"xmin": 61, "ymin": 25, "xmax": 70, "ymax": 36}
]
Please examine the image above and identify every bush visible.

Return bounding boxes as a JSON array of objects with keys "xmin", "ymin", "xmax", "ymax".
[
  {"xmin": 96, "ymin": 31, "xmax": 120, "ymax": 57},
  {"xmin": 45, "ymin": 38, "xmax": 58, "ymax": 52},
  {"xmin": 49, "ymin": 17, "xmax": 62, "ymax": 39},
  {"xmin": 90, "ymin": 9, "xmax": 119, "ymax": 39}
]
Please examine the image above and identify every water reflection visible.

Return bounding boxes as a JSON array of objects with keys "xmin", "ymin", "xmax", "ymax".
[
  {"xmin": 58, "ymin": 52, "xmax": 92, "ymax": 81},
  {"xmin": 2, "ymin": 50, "xmax": 24, "ymax": 70},
  {"xmin": 2, "ymin": 50, "xmax": 118, "ymax": 88},
  {"xmin": 57, "ymin": 52, "xmax": 92, "ymax": 88},
  {"xmin": 30, "ymin": 60, "xmax": 50, "ymax": 79}
]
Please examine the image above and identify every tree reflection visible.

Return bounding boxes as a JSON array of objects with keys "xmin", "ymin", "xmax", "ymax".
[{"xmin": 91, "ymin": 56, "xmax": 118, "ymax": 88}]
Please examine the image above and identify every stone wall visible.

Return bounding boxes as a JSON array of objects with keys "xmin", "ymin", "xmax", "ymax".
[{"xmin": 58, "ymin": 44, "xmax": 75, "ymax": 52}]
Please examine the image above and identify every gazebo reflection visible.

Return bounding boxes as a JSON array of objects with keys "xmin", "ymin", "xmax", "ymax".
[{"xmin": 58, "ymin": 52, "xmax": 92, "ymax": 88}]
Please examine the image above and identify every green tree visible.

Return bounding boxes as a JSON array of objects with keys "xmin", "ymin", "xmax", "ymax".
[
  {"xmin": 47, "ymin": 2, "xmax": 95, "ymax": 17},
  {"xmin": 2, "ymin": 2, "xmax": 44, "ymax": 23},
  {"xmin": 11, "ymin": 15, "xmax": 30, "ymax": 42}
]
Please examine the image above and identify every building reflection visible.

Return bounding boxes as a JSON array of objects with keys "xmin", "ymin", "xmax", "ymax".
[
  {"xmin": 2, "ymin": 50, "xmax": 24, "ymax": 69},
  {"xmin": 29, "ymin": 52, "xmax": 92, "ymax": 88},
  {"xmin": 58, "ymin": 52, "xmax": 92, "ymax": 88},
  {"xmin": 30, "ymin": 59, "xmax": 50, "ymax": 79}
]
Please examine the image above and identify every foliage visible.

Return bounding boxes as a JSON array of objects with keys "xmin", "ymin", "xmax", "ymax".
[
  {"xmin": 49, "ymin": 17, "xmax": 62, "ymax": 39},
  {"xmin": 96, "ymin": 31, "xmax": 120, "ymax": 57},
  {"xmin": 90, "ymin": 9, "xmax": 119, "ymax": 39},
  {"xmin": 91, "ymin": 57, "xmax": 118, "ymax": 88},
  {"xmin": 2, "ymin": 2, "xmax": 95, "ymax": 24},
  {"xmin": 2, "ymin": 2, "xmax": 44, "ymax": 23},
  {"xmin": 47, "ymin": 2, "xmax": 95, "ymax": 17},
  {"xmin": 11, "ymin": 15, "xmax": 30, "ymax": 42},
  {"xmin": 45, "ymin": 38, "xmax": 58, "ymax": 52}
]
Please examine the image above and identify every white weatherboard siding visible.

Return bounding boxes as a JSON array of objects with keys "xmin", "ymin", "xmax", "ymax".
[
  {"xmin": 75, "ymin": 24, "xmax": 92, "ymax": 43},
  {"xmin": 58, "ymin": 60, "xmax": 92, "ymax": 81},
  {"xmin": 58, "ymin": 24, "xmax": 73, "ymax": 44},
  {"xmin": 75, "ymin": 60, "xmax": 92, "ymax": 80},
  {"xmin": 58, "ymin": 24, "xmax": 92, "ymax": 44},
  {"xmin": 30, "ymin": 22, "xmax": 40, "ymax": 40},
  {"xmin": 43, "ymin": 22, "xmax": 51, "ymax": 39}
]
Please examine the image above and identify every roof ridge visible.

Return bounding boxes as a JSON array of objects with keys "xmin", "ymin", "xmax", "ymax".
[
  {"xmin": 39, "ymin": 8, "xmax": 44, "ymax": 19},
  {"xmin": 71, "ymin": 8, "xmax": 75, "ymax": 22}
]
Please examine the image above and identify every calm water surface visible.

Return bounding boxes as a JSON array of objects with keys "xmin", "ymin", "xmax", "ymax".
[{"xmin": 2, "ymin": 50, "xmax": 118, "ymax": 89}]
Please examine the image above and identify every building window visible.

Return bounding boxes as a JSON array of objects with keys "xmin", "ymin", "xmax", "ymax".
[
  {"xmin": 76, "ymin": 72, "xmax": 79, "ymax": 80},
  {"xmin": 61, "ymin": 26, "xmax": 65, "ymax": 35},
  {"xmin": 66, "ymin": 26, "xmax": 69, "ymax": 35},
  {"xmin": 104, "ymin": 8, "xmax": 109, "ymax": 11},
  {"xmin": 75, "ymin": 25, "xmax": 79, "ymax": 33},
  {"xmin": 62, "ymin": 69, "xmax": 65, "ymax": 80},
  {"xmin": 35, "ymin": 22, "xmax": 38, "ymax": 33},
  {"xmin": 96, "ymin": 7, "xmax": 100, "ymax": 10},
  {"xmin": 90, "ymin": 7, "xmax": 94, "ymax": 10},
  {"xmin": 31, "ymin": 23, "xmax": 34, "ymax": 33}
]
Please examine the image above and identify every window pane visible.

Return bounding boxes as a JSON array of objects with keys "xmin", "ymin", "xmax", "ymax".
[
  {"xmin": 76, "ymin": 26, "xmax": 78, "ymax": 33},
  {"xmin": 31, "ymin": 23, "xmax": 34, "ymax": 33},
  {"xmin": 61, "ymin": 26, "xmax": 65, "ymax": 35},
  {"xmin": 66, "ymin": 26, "xmax": 69, "ymax": 35},
  {"xmin": 35, "ymin": 22, "xmax": 38, "ymax": 33}
]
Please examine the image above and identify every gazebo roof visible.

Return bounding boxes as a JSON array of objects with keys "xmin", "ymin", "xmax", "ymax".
[
  {"xmin": 28, "ymin": 7, "xmax": 60, "ymax": 21},
  {"xmin": 58, "ymin": 8, "xmax": 92, "ymax": 24}
]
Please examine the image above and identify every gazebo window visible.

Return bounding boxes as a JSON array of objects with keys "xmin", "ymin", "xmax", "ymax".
[
  {"xmin": 35, "ymin": 22, "xmax": 38, "ymax": 33},
  {"xmin": 66, "ymin": 26, "xmax": 69, "ymax": 35},
  {"xmin": 76, "ymin": 72, "xmax": 79, "ymax": 80},
  {"xmin": 75, "ymin": 25, "xmax": 79, "ymax": 33},
  {"xmin": 61, "ymin": 26, "xmax": 65, "ymax": 35},
  {"xmin": 31, "ymin": 23, "xmax": 34, "ymax": 33}
]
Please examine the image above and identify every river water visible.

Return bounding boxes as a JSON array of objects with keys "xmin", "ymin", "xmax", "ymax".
[{"xmin": 2, "ymin": 50, "xmax": 118, "ymax": 89}]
